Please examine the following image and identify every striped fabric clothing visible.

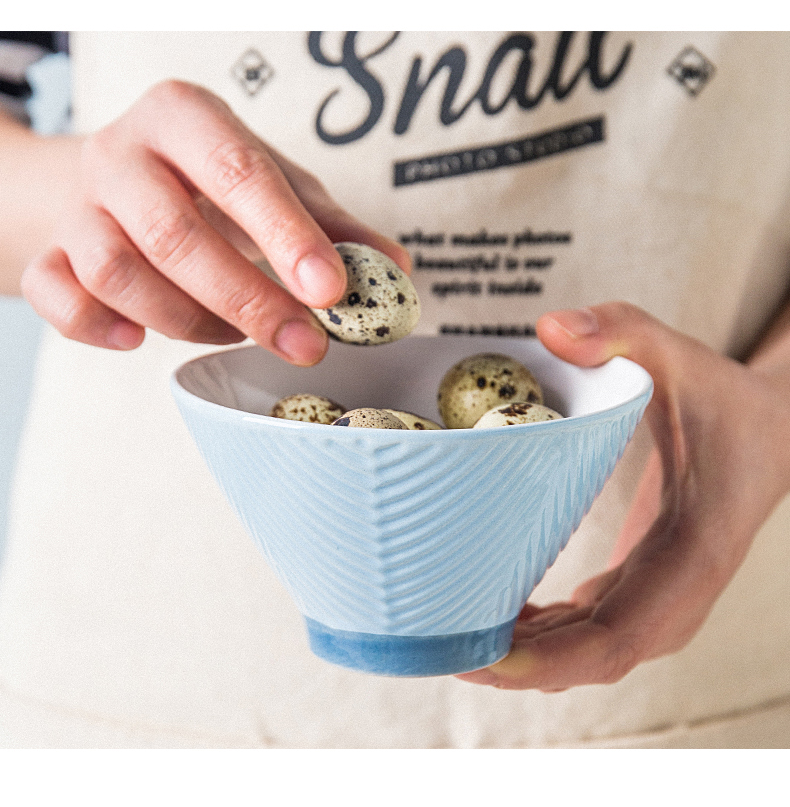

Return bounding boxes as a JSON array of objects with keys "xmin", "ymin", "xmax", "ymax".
[{"xmin": 0, "ymin": 32, "xmax": 67, "ymax": 124}]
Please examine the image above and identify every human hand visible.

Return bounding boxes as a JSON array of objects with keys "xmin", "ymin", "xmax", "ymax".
[
  {"xmin": 21, "ymin": 80, "xmax": 409, "ymax": 365},
  {"xmin": 457, "ymin": 302, "xmax": 790, "ymax": 691}
]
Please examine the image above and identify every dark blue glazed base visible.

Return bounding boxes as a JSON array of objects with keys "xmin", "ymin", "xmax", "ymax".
[{"xmin": 305, "ymin": 618, "xmax": 517, "ymax": 677}]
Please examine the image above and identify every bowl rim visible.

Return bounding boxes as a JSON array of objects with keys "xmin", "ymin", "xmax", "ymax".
[{"xmin": 171, "ymin": 343, "xmax": 654, "ymax": 439}]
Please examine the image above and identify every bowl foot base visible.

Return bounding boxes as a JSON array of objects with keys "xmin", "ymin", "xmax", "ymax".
[{"xmin": 304, "ymin": 617, "xmax": 517, "ymax": 677}]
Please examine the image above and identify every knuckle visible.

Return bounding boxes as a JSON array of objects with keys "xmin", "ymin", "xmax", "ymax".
[
  {"xmin": 55, "ymin": 295, "xmax": 93, "ymax": 343},
  {"xmin": 146, "ymin": 78, "xmax": 202, "ymax": 108},
  {"xmin": 224, "ymin": 287, "xmax": 269, "ymax": 332},
  {"xmin": 20, "ymin": 249, "xmax": 109, "ymax": 346},
  {"xmin": 140, "ymin": 206, "xmax": 199, "ymax": 267},
  {"xmin": 206, "ymin": 140, "xmax": 273, "ymax": 202},
  {"xmin": 79, "ymin": 245, "xmax": 138, "ymax": 299},
  {"xmin": 21, "ymin": 248, "xmax": 66, "ymax": 304},
  {"xmin": 81, "ymin": 126, "xmax": 119, "ymax": 175}
]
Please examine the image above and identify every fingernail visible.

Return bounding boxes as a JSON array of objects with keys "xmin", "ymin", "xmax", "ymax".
[
  {"xmin": 296, "ymin": 254, "xmax": 346, "ymax": 307},
  {"xmin": 547, "ymin": 307, "xmax": 599, "ymax": 338},
  {"xmin": 108, "ymin": 320, "xmax": 144, "ymax": 350},
  {"xmin": 274, "ymin": 317, "xmax": 328, "ymax": 366}
]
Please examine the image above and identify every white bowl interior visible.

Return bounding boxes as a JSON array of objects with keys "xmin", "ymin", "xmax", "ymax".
[{"xmin": 175, "ymin": 335, "xmax": 651, "ymax": 424}]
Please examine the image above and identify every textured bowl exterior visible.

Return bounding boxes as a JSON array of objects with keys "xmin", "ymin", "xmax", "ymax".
[{"xmin": 172, "ymin": 337, "xmax": 652, "ymax": 675}]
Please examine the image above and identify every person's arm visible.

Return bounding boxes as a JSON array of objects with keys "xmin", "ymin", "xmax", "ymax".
[
  {"xmin": 458, "ymin": 299, "xmax": 790, "ymax": 690},
  {"xmin": 0, "ymin": 110, "xmax": 81, "ymax": 295},
  {"xmin": 749, "ymin": 296, "xmax": 790, "ymax": 392},
  {"xmin": 4, "ymin": 80, "xmax": 410, "ymax": 365}
]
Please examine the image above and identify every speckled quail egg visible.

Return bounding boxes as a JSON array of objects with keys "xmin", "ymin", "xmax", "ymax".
[
  {"xmin": 473, "ymin": 401, "xmax": 563, "ymax": 429},
  {"xmin": 269, "ymin": 393, "xmax": 346, "ymax": 424},
  {"xmin": 310, "ymin": 242, "xmax": 420, "ymax": 345},
  {"xmin": 383, "ymin": 409, "xmax": 443, "ymax": 430},
  {"xmin": 437, "ymin": 353, "xmax": 544, "ymax": 430},
  {"xmin": 331, "ymin": 408, "xmax": 408, "ymax": 429}
]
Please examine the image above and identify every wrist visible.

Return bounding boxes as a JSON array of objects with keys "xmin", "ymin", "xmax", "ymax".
[{"xmin": 0, "ymin": 127, "xmax": 83, "ymax": 295}]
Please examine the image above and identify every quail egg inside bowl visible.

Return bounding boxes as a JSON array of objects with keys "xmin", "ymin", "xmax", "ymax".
[{"xmin": 172, "ymin": 335, "xmax": 652, "ymax": 677}]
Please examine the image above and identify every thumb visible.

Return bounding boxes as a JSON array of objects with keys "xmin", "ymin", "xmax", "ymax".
[
  {"xmin": 535, "ymin": 302, "xmax": 697, "ymax": 385},
  {"xmin": 536, "ymin": 302, "xmax": 707, "ymax": 483}
]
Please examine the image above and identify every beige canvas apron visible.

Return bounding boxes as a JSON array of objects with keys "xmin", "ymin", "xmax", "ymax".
[{"xmin": 0, "ymin": 32, "xmax": 789, "ymax": 747}]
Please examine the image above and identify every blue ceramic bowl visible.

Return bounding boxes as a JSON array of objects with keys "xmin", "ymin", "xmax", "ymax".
[{"xmin": 172, "ymin": 336, "xmax": 652, "ymax": 677}]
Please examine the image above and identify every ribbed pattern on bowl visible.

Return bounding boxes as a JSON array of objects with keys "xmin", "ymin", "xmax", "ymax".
[{"xmin": 175, "ymin": 394, "xmax": 647, "ymax": 636}]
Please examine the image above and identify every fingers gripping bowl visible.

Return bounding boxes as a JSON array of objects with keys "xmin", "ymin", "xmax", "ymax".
[{"xmin": 172, "ymin": 336, "xmax": 652, "ymax": 676}]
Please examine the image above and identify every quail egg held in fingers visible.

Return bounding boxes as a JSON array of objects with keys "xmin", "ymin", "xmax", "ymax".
[
  {"xmin": 269, "ymin": 394, "xmax": 346, "ymax": 424},
  {"xmin": 331, "ymin": 408, "xmax": 408, "ymax": 429},
  {"xmin": 437, "ymin": 353, "xmax": 544, "ymax": 429},
  {"xmin": 311, "ymin": 243, "xmax": 420, "ymax": 345},
  {"xmin": 473, "ymin": 401, "xmax": 563, "ymax": 429}
]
